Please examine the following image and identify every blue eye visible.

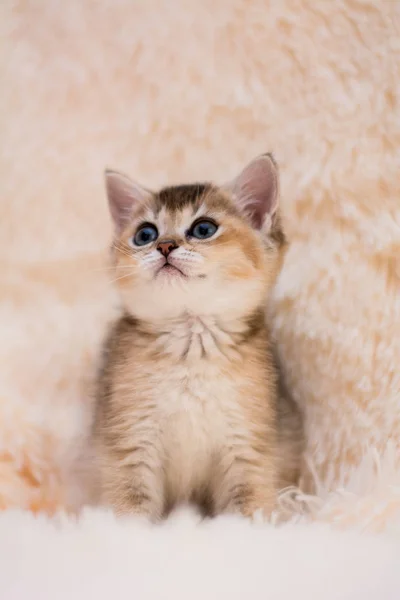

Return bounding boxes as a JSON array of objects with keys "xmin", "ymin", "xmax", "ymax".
[
  {"xmin": 189, "ymin": 220, "xmax": 218, "ymax": 240},
  {"xmin": 133, "ymin": 224, "xmax": 158, "ymax": 246}
]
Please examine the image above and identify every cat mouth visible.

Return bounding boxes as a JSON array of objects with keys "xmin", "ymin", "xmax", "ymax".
[{"xmin": 157, "ymin": 262, "xmax": 186, "ymax": 278}]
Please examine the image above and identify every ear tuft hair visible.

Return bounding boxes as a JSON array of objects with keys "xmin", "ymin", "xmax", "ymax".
[
  {"xmin": 224, "ymin": 153, "xmax": 279, "ymax": 230},
  {"xmin": 105, "ymin": 170, "xmax": 153, "ymax": 232}
]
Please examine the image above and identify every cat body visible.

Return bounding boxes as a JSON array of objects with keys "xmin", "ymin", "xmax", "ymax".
[
  {"xmin": 99, "ymin": 310, "xmax": 278, "ymax": 518},
  {"xmin": 94, "ymin": 156, "xmax": 302, "ymax": 520}
]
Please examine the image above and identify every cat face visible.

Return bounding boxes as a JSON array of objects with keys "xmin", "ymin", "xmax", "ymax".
[{"xmin": 106, "ymin": 155, "xmax": 284, "ymax": 322}]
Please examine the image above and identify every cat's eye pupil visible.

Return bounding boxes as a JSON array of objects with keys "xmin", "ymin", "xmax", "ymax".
[
  {"xmin": 198, "ymin": 224, "xmax": 208, "ymax": 236},
  {"xmin": 190, "ymin": 220, "xmax": 218, "ymax": 240},
  {"xmin": 133, "ymin": 225, "xmax": 158, "ymax": 247}
]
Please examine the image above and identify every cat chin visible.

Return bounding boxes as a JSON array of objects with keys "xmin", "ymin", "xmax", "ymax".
[{"xmin": 120, "ymin": 278, "xmax": 265, "ymax": 325}]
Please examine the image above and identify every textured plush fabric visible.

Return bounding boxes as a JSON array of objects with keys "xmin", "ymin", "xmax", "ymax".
[
  {"xmin": 1, "ymin": 508, "xmax": 400, "ymax": 600},
  {"xmin": 0, "ymin": 0, "xmax": 399, "ymax": 536}
]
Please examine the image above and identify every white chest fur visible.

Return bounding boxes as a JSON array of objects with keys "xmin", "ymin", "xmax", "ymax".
[
  {"xmin": 146, "ymin": 317, "xmax": 247, "ymax": 500},
  {"xmin": 153, "ymin": 315, "xmax": 244, "ymax": 362},
  {"xmin": 159, "ymin": 366, "xmax": 238, "ymax": 496}
]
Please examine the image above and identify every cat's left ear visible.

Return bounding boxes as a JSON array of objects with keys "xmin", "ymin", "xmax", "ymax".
[
  {"xmin": 223, "ymin": 154, "xmax": 279, "ymax": 231},
  {"xmin": 105, "ymin": 169, "xmax": 153, "ymax": 232}
]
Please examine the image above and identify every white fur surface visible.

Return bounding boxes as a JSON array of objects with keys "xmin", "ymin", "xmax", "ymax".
[
  {"xmin": 1, "ymin": 448, "xmax": 400, "ymax": 598},
  {"xmin": 1, "ymin": 507, "xmax": 399, "ymax": 600}
]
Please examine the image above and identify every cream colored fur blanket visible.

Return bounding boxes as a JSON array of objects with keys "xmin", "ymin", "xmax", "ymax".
[{"xmin": 1, "ymin": 1, "xmax": 400, "ymax": 595}]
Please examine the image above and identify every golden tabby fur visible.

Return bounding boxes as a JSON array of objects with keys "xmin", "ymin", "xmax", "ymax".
[{"xmin": 93, "ymin": 155, "xmax": 302, "ymax": 520}]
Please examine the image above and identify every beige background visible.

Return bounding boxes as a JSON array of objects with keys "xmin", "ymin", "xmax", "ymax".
[{"xmin": 0, "ymin": 1, "xmax": 399, "ymax": 514}]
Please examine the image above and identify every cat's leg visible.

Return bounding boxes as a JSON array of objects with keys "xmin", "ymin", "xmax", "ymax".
[
  {"xmin": 99, "ymin": 444, "xmax": 165, "ymax": 521},
  {"xmin": 213, "ymin": 442, "xmax": 277, "ymax": 519}
]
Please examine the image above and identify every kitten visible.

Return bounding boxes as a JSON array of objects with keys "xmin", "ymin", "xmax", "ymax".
[{"xmin": 93, "ymin": 154, "xmax": 302, "ymax": 520}]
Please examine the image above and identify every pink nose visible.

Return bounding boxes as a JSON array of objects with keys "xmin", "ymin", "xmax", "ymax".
[{"xmin": 157, "ymin": 240, "xmax": 178, "ymax": 257}]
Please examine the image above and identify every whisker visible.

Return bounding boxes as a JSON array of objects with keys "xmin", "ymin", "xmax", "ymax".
[
  {"xmin": 142, "ymin": 259, "xmax": 162, "ymax": 266},
  {"xmin": 90, "ymin": 265, "xmax": 134, "ymax": 272},
  {"xmin": 115, "ymin": 250, "xmax": 133, "ymax": 260},
  {"xmin": 86, "ymin": 266, "xmax": 134, "ymax": 276},
  {"xmin": 109, "ymin": 273, "xmax": 134, "ymax": 284},
  {"xmin": 112, "ymin": 242, "xmax": 134, "ymax": 259}
]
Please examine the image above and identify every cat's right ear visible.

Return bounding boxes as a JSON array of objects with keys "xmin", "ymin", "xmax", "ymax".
[
  {"xmin": 222, "ymin": 154, "xmax": 279, "ymax": 231},
  {"xmin": 105, "ymin": 170, "xmax": 153, "ymax": 232}
]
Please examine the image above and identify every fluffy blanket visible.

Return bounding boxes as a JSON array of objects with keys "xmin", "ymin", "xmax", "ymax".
[
  {"xmin": 1, "ymin": 1, "xmax": 400, "ymax": 597},
  {"xmin": 1, "ymin": 507, "xmax": 400, "ymax": 600}
]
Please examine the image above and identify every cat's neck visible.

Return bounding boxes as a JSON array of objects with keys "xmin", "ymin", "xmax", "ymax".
[{"xmin": 125, "ymin": 310, "xmax": 266, "ymax": 362}]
